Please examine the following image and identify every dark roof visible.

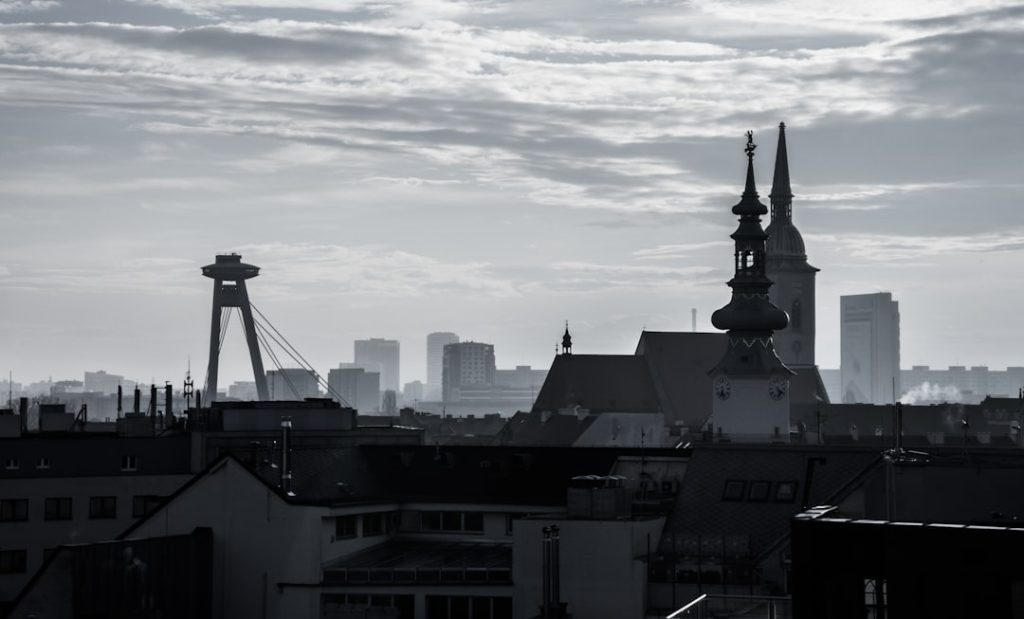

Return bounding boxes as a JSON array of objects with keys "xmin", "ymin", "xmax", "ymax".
[
  {"xmin": 635, "ymin": 331, "xmax": 727, "ymax": 429},
  {"xmin": 496, "ymin": 411, "xmax": 597, "ymax": 446},
  {"xmin": 788, "ymin": 365, "xmax": 830, "ymax": 406},
  {"xmin": 532, "ymin": 354, "xmax": 660, "ymax": 414},
  {"xmin": 662, "ymin": 444, "xmax": 880, "ymax": 557}
]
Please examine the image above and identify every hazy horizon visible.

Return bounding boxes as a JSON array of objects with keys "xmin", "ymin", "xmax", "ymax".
[{"xmin": 2, "ymin": 0, "xmax": 1023, "ymax": 388}]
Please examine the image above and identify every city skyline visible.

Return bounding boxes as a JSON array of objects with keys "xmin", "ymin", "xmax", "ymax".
[{"xmin": 2, "ymin": 0, "xmax": 1024, "ymax": 386}]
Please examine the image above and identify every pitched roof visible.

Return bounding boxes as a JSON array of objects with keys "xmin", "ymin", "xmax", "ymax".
[
  {"xmin": 634, "ymin": 331, "xmax": 727, "ymax": 429},
  {"xmin": 532, "ymin": 354, "xmax": 660, "ymax": 414},
  {"xmin": 496, "ymin": 411, "xmax": 597, "ymax": 446},
  {"xmin": 662, "ymin": 444, "xmax": 880, "ymax": 557}
]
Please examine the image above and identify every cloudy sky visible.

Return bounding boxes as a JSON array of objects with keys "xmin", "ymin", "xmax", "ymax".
[{"xmin": 1, "ymin": 0, "xmax": 1023, "ymax": 389}]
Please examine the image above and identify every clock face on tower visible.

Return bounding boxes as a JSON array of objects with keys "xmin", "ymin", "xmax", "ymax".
[
  {"xmin": 713, "ymin": 375, "xmax": 731, "ymax": 400},
  {"xmin": 768, "ymin": 375, "xmax": 788, "ymax": 400}
]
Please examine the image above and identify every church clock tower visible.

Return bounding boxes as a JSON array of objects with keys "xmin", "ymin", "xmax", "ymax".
[
  {"xmin": 765, "ymin": 122, "xmax": 819, "ymax": 367},
  {"xmin": 708, "ymin": 132, "xmax": 794, "ymax": 442}
]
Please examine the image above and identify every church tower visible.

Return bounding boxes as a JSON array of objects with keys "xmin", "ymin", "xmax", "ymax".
[
  {"xmin": 708, "ymin": 132, "xmax": 793, "ymax": 442},
  {"xmin": 765, "ymin": 123, "xmax": 819, "ymax": 367}
]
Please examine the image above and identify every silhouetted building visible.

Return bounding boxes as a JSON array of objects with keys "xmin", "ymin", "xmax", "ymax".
[
  {"xmin": 707, "ymin": 132, "xmax": 793, "ymax": 442},
  {"xmin": 327, "ymin": 366, "xmax": 380, "ymax": 413},
  {"xmin": 227, "ymin": 381, "xmax": 258, "ymax": 400},
  {"xmin": 83, "ymin": 370, "xmax": 124, "ymax": 395},
  {"xmin": 355, "ymin": 338, "xmax": 400, "ymax": 394},
  {"xmin": 841, "ymin": 292, "xmax": 900, "ymax": 404},
  {"xmin": 765, "ymin": 123, "xmax": 818, "ymax": 368},
  {"xmin": 442, "ymin": 341, "xmax": 496, "ymax": 402},
  {"xmin": 266, "ymin": 368, "xmax": 321, "ymax": 401},
  {"xmin": 402, "ymin": 380, "xmax": 424, "ymax": 405},
  {"xmin": 426, "ymin": 332, "xmax": 459, "ymax": 401}
]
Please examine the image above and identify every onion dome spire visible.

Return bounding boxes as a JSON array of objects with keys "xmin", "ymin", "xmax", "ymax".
[{"xmin": 710, "ymin": 131, "xmax": 792, "ymax": 377}]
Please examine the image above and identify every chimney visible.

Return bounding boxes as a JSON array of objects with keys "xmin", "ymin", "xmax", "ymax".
[
  {"xmin": 18, "ymin": 397, "xmax": 27, "ymax": 435},
  {"xmin": 117, "ymin": 385, "xmax": 123, "ymax": 417},
  {"xmin": 164, "ymin": 383, "xmax": 173, "ymax": 426},
  {"xmin": 133, "ymin": 387, "xmax": 141, "ymax": 415},
  {"xmin": 280, "ymin": 417, "xmax": 293, "ymax": 494},
  {"xmin": 692, "ymin": 308, "xmax": 697, "ymax": 332}
]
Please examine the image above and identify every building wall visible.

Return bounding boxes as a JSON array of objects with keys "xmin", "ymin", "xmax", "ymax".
[
  {"xmin": 328, "ymin": 367, "xmax": 381, "ymax": 413},
  {"xmin": 267, "ymin": 369, "xmax": 321, "ymax": 401},
  {"xmin": 442, "ymin": 342, "xmax": 496, "ymax": 403},
  {"xmin": 767, "ymin": 265, "xmax": 816, "ymax": 367},
  {"xmin": 426, "ymin": 333, "xmax": 459, "ymax": 401},
  {"xmin": 0, "ymin": 473, "xmax": 193, "ymax": 602},
  {"xmin": 355, "ymin": 339, "xmax": 401, "ymax": 395},
  {"xmin": 513, "ymin": 516, "xmax": 665, "ymax": 619},
  {"xmin": 840, "ymin": 293, "xmax": 900, "ymax": 405}
]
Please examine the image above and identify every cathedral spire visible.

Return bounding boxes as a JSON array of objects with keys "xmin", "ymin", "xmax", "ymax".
[
  {"xmin": 561, "ymin": 321, "xmax": 572, "ymax": 356},
  {"xmin": 769, "ymin": 122, "xmax": 793, "ymax": 222}
]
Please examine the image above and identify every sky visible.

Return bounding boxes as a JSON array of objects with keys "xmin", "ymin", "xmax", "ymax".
[{"xmin": 1, "ymin": 0, "xmax": 1023, "ymax": 389}]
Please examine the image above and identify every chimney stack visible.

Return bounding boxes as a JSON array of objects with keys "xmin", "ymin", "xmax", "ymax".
[
  {"xmin": 18, "ymin": 397, "xmax": 27, "ymax": 435},
  {"xmin": 280, "ymin": 417, "xmax": 293, "ymax": 494},
  {"xmin": 133, "ymin": 387, "xmax": 141, "ymax": 415},
  {"xmin": 164, "ymin": 383, "xmax": 173, "ymax": 426},
  {"xmin": 692, "ymin": 308, "xmax": 697, "ymax": 332},
  {"xmin": 117, "ymin": 385, "xmax": 123, "ymax": 417}
]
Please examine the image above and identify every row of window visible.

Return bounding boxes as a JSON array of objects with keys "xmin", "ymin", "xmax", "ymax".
[
  {"xmin": 426, "ymin": 596, "xmax": 512, "ymax": 619},
  {"xmin": 321, "ymin": 594, "xmax": 414, "ymax": 619},
  {"xmin": 2, "ymin": 455, "xmax": 138, "ymax": 471},
  {"xmin": 722, "ymin": 480, "xmax": 797, "ymax": 503},
  {"xmin": 421, "ymin": 511, "xmax": 483, "ymax": 533},
  {"xmin": 334, "ymin": 511, "xmax": 398, "ymax": 539},
  {"xmin": 0, "ymin": 495, "xmax": 161, "ymax": 521}
]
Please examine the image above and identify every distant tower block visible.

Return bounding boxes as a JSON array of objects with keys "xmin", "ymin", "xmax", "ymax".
[{"xmin": 202, "ymin": 254, "xmax": 270, "ymax": 403}]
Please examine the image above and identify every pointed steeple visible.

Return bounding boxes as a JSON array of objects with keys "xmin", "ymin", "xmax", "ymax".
[
  {"xmin": 769, "ymin": 122, "xmax": 793, "ymax": 222},
  {"xmin": 734, "ymin": 131, "xmax": 768, "ymax": 217},
  {"xmin": 561, "ymin": 321, "xmax": 572, "ymax": 356}
]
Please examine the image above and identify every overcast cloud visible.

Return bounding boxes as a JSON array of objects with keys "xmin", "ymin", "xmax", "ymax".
[{"xmin": 1, "ymin": 0, "xmax": 1022, "ymax": 387}]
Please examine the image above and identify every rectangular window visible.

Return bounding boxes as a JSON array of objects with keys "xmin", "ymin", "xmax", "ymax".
[
  {"xmin": 89, "ymin": 496, "xmax": 116, "ymax": 519},
  {"xmin": 132, "ymin": 495, "xmax": 161, "ymax": 518},
  {"xmin": 120, "ymin": 455, "xmax": 138, "ymax": 471},
  {"xmin": 44, "ymin": 497, "xmax": 72, "ymax": 521},
  {"xmin": 775, "ymin": 481, "xmax": 798, "ymax": 503},
  {"xmin": 464, "ymin": 511, "xmax": 484, "ymax": 532},
  {"xmin": 421, "ymin": 511, "xmax": 442, "ymax": 531},
  {"xmin": 748, "ymin": 481, "xmax": 771, "ymax": 502},
  {"xmin": 421, "ymin": 510, "xmax": 484, "ymax": 533},
  {"xmin": 362, "ymin": 512, "xmax": 392, "ymax": 536},
  {"xmin": 335, "ymin": 514, "xmax": 357, "ymax": 539},
  {"xmin": 442, "ymin": 511, "xmax": 462, "ymax": 531},
  {"xmin": 0, "ymin": 499, "xmax": 28, "ymax": 522},
  {"xmin": 722, "ymin": 480, "xmax": 746, "ymax": 501},
  {"xmin": 0, "ymin": 550, "xmax": 26, "ymax": 574}
]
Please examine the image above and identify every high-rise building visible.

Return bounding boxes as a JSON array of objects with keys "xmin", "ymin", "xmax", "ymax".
[
  {"xmin": 83, "ymin": 371, "xmax": 124, "ymax": 395},
  {"xmin": 765, "ymin": 123, "xmax": 819, "ymax": 368},
  {"xmin": 442, "ymin": 342, "xmax": 495, "ymax": 403},
  {"xmin": 327, "ymin": 366, "xmax": 380, "ymax": 413},
  {"xmin": 840, "ymin": 292, "xmax": 901, "ymax": 404},
  {"xmin": 402, "ymin": 380, "xmax": 424, "ymax": 405},
  {"xmin": 266, "ymin": 368, "xmax": 321, "ymax": 401},
  {"xmin": 426, "ymin": 332, "xmax": 459, "ymax": 401},
  {"xmin": 227, "ymin": 381, "xmax": 259, "ymax": 400},
  {"xmin": 354, "ymin": 338, "xmax": 400, "ymax": 394}
]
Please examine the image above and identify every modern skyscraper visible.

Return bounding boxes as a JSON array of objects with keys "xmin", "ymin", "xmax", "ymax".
[
  {"xmin": 327, "ymin": 365, "xmax": 380, "ymax": 413},
  {"xmin": 708, "ymin": 131, "xmax": 793, "ymax": 442},
  {"xmin": 83, "ymin": 370, "xmax": 124, "ymax": 395},
  {"xmin": 354, "ymin": 338, "xmax": 400, "ymax": 394},
  {"xmin": 426, "ymin": 332, "xmax": 459, "ymax": 401},
  {"xmin": 765, "ymin": 122, "xmax": 819, "ymax": 368},
  {"xmin": 840, "ymin": 292, "xmax": 901, "ymax": 405},
  {"xmin": 442, "ymin": 341, "xmax": 495, "ymax": 403},
  {"xmin": 266, "ymin": 368, "xmax": 321, "ymax": 401}
]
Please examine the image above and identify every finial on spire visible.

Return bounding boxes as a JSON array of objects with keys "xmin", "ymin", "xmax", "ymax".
[
  {"xmin": 745, "ymin": 131, "xmax": 756, "ymax": 159},
  {"xmin": 561, "ymin": 321, "xmax": 573, "ymax": 356}
]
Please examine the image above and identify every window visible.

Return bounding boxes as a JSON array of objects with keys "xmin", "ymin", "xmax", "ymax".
[
  {"xmin": 0, "ymin": 550, "xmax": 26, "ymax": 574},
  {"xmin": 89, "ymin": 496, "xmax": 116, "ymax": 519},
  {"xmin": 420, "ymin": 511, "xmax": 484, "ymax": 533},
  {"xmin": 335, "ymin": 514, "xmax": 357, "ymax": 539},
  {"xmin": 775, "ymin": 481, "xmax": 798, "ymax": 503},
  {"xmin": 44, "ymin": 497, "xmax": 72, "ymax": 521},
  {"xmin": 748, "ymin": 481, "xmax": 771, "ymax": 502},
  {"xmin": 4, "ymin": 458, "xmax": 19, "ymax": 470},
  {"xmin": 132, "ymin": 495, "xmax": 161, "ymax": 518},
  {"xmin": 0, "ymin": 499, "xmax": 28, "ymax": 522},
  {"xmin": 120, "ymin": 455, "xmax": 138, "ymax": 471},
  {"xmin": 36, "ymin": 457, "xmax": 50, "ymax": 469},
  {"xmin": 426, "ymin": 596, "xmax": 512, "ymax": 619},
  {"xmin": 864, "ymin": 578, "xmax": 887, "ymax": 619},
  {"xmin": 722, "ymin": 480, "xmax": 746, "ymax": 501},
  {"xmin": 362, "ymin": 512, "xmax": 393, "ymax": 537}
]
